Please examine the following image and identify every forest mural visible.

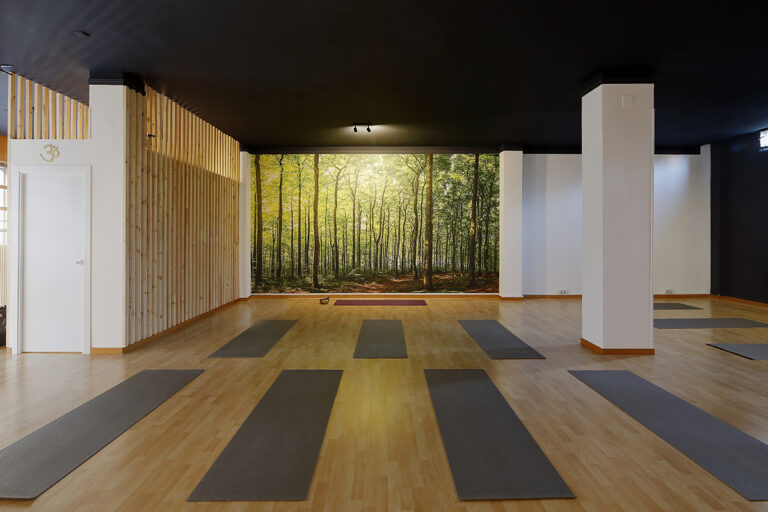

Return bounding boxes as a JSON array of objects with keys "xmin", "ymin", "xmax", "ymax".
[{"xmin": 251, "ymin": 153, "xmax": 499, "ymax": 293}]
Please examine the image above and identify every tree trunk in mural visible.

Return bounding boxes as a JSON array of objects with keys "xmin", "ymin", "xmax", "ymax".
[
  {"xmin": 348, "ymin": 168, "xmax": 360, "ymax": 269},
  {"xmin": 296, "ymin": 157, "xmax": 303, "ymax": 276},
  {"xmin": 276, "ymin": 154, "xmax": 284, "ymax": 278},
  {"xmin": 312, "ymin": 154, "xmax": 320, "ymax": 288},
  {"xmin": 468, "ymin": 153, "xmax": 479, "ymax": 286},
  {"xmin": 253, "ymin": 155, "xmax": 263, "ymax": 285},
  {"xmin": 423, "ymin": 154, "xmax": 433, "ymax": 289}
]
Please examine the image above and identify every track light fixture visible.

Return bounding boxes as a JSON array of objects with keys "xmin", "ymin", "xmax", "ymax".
[{"xmin": 352, "ymin": 122, "xmax": 372, "ymax": 133}]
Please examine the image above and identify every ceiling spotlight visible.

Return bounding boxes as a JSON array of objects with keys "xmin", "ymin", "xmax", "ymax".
[
  {"xmin": 366, "ymin": 124, "xmax": 371, "ymax": 133},
  {"xmin": 73, "ymin": 30, "xmax": 91, "ymax": 38},
  {"xmin": 353, "ymin": 124, "xmax": 358, "ymax": 133}
]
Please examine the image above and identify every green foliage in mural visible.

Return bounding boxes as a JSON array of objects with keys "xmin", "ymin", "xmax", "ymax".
[{"xmin": 251, "ymin": 153, "xmax": 499, "ymax": 293}]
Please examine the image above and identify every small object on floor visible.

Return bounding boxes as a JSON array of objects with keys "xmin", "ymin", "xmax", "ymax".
[{"xmin": 320, "ymin": 297, "xmax": 330, "ymax": 304}]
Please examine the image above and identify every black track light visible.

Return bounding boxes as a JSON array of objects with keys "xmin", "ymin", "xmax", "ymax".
[
  {"xmin": 366, "ymin": 124, "xmax": 371, "ymax": 132},
  {"xmin": 353, "ymin": 124, "xmax": 358, "ymax": 133}
]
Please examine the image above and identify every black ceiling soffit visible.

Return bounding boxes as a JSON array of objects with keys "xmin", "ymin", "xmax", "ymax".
[{"xmin": 1, "ymin": 1, "xmax": 766, "ymax": 149}]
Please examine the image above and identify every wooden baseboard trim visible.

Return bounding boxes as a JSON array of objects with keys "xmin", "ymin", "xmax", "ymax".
[
  {"xmin": 580, "ymin": 338, "xmax": 655, "ymax": 355},
  {"xmin": 717, "ymin": 295, "xmax": 768, "ymax": 308},
  {"xmin": 653, "ymin": 294, "xmax": 712, "ymax": 299},
  {"xmin": 91, "ymin": 347, "xmax": 123, "ymax": 355},
  {"xmin": 524, "ymin": 294, "xmax": 582, "ymax": 299},
  {"xmin": 499, "ymin": 296, "xmax": 524, "ymax": 301}
]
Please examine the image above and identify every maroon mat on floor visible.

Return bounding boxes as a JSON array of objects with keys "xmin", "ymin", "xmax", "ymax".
[{"xmin": 334, "ymin": 299, "xmax": 427, "ymax": 306}]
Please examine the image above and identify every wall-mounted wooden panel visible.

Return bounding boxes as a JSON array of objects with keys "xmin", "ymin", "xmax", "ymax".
[
  {"xmin": 126, "ymin": 87, "xmax": 239, "ymax": 345},
  {"xmin": 7, "ymin": 73, "xmax": 89, "ymax": 140}
]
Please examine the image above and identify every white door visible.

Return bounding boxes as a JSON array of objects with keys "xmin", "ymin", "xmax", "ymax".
[{"xmin": 21, "ymin": 171, "xmax": 87, "ymax": 352}]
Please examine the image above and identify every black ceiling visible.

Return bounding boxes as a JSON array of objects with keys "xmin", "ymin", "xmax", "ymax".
[{"xmin": 1, "ymin": 0, "xmax": 767, "ymax": 150}]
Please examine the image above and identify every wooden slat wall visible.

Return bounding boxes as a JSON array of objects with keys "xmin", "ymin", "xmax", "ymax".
[
  {"xmin": 7, "ymin": 73, "xmax": 89, "ymax": 140},
  {"xmin": 125, "ymin": 86, "xmax": 239, "ymax": 345}
]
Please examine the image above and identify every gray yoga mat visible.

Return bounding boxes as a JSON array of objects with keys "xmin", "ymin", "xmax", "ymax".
[
  {"xmin": 354, "ymin": 319, "xmax": 407, "ymax": 358},
  {"xmin": 0, "ymin": 369, "xmax": 202, "ymax": 499},
  {"xmin": 653, "ymin": 302, "xmax": 702, "ymax": 310},
  {"xmin": 189, "ymin": 369, "xmax": 342, "ymax": 501},
  {"xmin": 424, "ymin": 369, "xmax": 573, "ymax": 500},
  {"xmin": 458, "ymin": 320, "xmax": 545, "ymax": 359},
  {"xmin": 654, "ymin": 317, "xmax": 768, "ymax": 329},
  {"xmin": 708, "ymin": 343, "xmax": 768, "ymax": 360},
  {"xmin": 210, "ymin": 319, "xmax": 298, "ymax": 358},
  {"xmin": 570, "ymin": 370, "xmax": 768, "ymax": 501}
]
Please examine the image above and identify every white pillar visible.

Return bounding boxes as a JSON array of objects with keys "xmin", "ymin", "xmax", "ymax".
[
  {"xmin": 499, "ymin": 150, "xmax": 523, "ymax": 298},
  {"xmin": 238, "ymin": 151, "xmax": 251, "ymax": 298},
  {"xmin": 581, "ymin": 83, "xmax": 654, "ymax": 353},
  {"xmin": 89, "ymin": 84, "xmax": 128, "ymax": 349}
]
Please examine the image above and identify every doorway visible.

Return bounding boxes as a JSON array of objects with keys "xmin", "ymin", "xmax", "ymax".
[{"xmin": 17, "ymin": 167, "xmax": 90, "ymax": 353}]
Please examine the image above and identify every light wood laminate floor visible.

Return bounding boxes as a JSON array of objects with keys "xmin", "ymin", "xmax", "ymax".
[{"xmin": 1, "ymin": 296, "xmax": 768, "ymax": 512}]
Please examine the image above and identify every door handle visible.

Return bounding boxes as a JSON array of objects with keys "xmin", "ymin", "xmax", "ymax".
[{"xmin": 75, "ymin": 259, "xmax": 85, "ymax": 265}]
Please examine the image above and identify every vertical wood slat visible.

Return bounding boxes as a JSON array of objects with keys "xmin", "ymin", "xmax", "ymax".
[
  {"xmin": 124, "ymin": 86, "xmax": 239, "ymax": 345},
  {"xmin": 6, "ymin": 74, "xmax": 89, "ymax": 140}
]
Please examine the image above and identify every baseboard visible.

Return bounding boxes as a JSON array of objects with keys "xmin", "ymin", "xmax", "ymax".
[
  {"xmin": 524, "ymin": 294, "xmax": 582, "ymax": 299},
  {"xmin": 91, "ymin": 297, "xmax": 249, "ymax": 355},
  {"xmin": 717, "ymin": 295, "xmax": 768, "ymax": 308},
  {"xmin": 580, "ymin": 338, "xmax": 655, "ymax": 355},
  {"xmin": 499, "ymin": 296, "xmax": 524, "ymax": 301},
  {"xmin": 653, "ymin": 293, "xmax": 712, "ymax": 299},
  {"xmin": 91, "ymin": 347, "xmax": 123, "ymax": 355}
]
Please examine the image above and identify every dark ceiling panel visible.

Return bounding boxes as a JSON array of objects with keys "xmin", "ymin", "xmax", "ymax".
[{"xmin": 1, "ymin": 0, "xmax": 766, "ymax": 148}]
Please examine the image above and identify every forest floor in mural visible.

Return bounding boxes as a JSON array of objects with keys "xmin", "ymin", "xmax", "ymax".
[
  {"xmin": 253, "ymin": 272, "xmax": 499, "ymax": 294},
  {"xmin": 251, "ymin": 153, "xmax": 500, "ymax": 293}
]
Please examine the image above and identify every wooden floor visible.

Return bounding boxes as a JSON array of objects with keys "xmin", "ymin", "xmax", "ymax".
[{"xmin": 1, "ymin": 296, "xmax": 768, "ymax": 512}]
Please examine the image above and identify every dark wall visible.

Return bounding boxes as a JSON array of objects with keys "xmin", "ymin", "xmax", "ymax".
[{"xmin": 711, "ymin": 131, "xmax": 768, "ymax": 303}]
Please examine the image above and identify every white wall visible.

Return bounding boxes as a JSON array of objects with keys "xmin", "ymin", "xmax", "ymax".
[
  {"xmin": 521, "ymin": 148, "xmax": 710, "ymax": 296},
  {"xmin": 522, "ymin": 154, "xmax": 582, "ymax": 295},
  {"xmin": 653, "ymin": 147, "xmax": 711, "ymax": 294}
]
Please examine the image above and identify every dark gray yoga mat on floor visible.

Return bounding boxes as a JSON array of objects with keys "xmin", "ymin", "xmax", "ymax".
[
  {"xmin": 654, "ymin": 302, "xmax": 702, "ymax": 310},
  {"xmin": 210, "ymin": 319, "xmax": 297, "ymax": 358},
  {"xmin": 708, "ymin": 343, "xmax": 768, "ymax": 360},
  {"xmin": 354, "ymin": 319, "xmax": 407, "ymax": 358},
  {"xmin": 189, "ymin": 369, "xmax": 342, "ymax": 501},
  {"xmin": 458, "ymin": 319, "xmax": 544, "ymax": 359},
  {"xmin": 0, "ymin": 369, "xmax": 202, "ymax": 499},
  {"xmin": 654, "ymin": 317, "xmax": 768, "ymax": 329},
  {"xmin": 424, "ymin": 369, "xmax": 573, "ymax": 500},
  {"xmin": 570, "ymin": 370, "xmax": 768, "ymax": 500}
]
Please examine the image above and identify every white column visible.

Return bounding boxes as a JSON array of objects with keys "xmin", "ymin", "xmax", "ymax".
[
  {"xmin": 238, "ymin": 151, "xmax": 251, "ymax": 298},
  {"xmin": 581, "ymin": 83, "xmax": 654, "ymax": 352},
  {"xmin": 499, "ymin": 150, "xmax": 523, "ymax": 298},
  {"xmin": 89, "ymin": 84, "xmax": 128, "ymax": 349}
]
